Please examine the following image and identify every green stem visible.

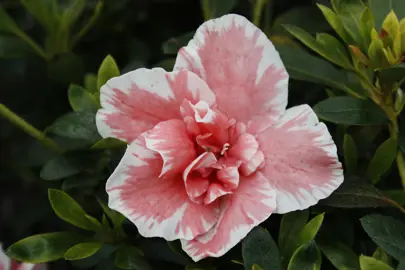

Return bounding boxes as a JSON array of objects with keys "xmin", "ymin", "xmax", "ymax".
[
  {"xmin": 71, "ymin": 1, "xmax": 103, "ymax": 47},
  {"xmin": 252, "ymin": 0, "xmax": 269, "ymax": 27},
  {"xmin": 0, "ymin": 103, "xmax": 63, "ymax": 154},
  {"xmin": 15, "ymin": 30, "xmax": 49, "ymax": 60},
  {"xmin": 398, "ymin": 152, "xmax": 405, "ymax": 191},
  {"xmin": 201, "ymin": 0, "xmax": 211, "ymax": 21}
]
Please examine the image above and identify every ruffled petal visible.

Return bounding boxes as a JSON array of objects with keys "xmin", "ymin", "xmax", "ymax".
[
  {"xmin": 174, "ymin": 14, "xmax": 288, "ymax": 133},
  {"xmin": 258, "ymin": 105, "xmax": 343, "ymax": 214}
]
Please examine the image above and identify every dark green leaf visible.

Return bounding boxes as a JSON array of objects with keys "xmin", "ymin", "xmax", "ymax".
[
  {"xmin": 6, "ymin": 232, "xmax": 83, "ymax": 263},
  {"xmin": 360, "ymin": 214, "xmax": 405, "ymax": 260},
  {"xmin": 359, "ymin": 255, "xmax": 393, "ymax": 270},
  {"xmin": 378, "ymin": 64, "xmax": 405, "ymax": 90},
  {"xmin": 208, "ymin": 0, "xmax": 238, "ymax": 18},
  {"xmin": 91, "ymin": 137, "xmax": 127, "ymax": 149},
  {"xmin": 0, "ymin": 7, "xmax": 21, "ymax": 34},
  {"xmin": 369, "ymin": 0, "xmax": 405, "ymax": 31},
  {"xmin": 20, "ymin": 0, "xmax": 58, "ymax": 33},
  {"xmin": 48, "ymin": 189, "xmax": 101, "ymax": 231},
  {"xmin": 384, "ymin": 190, "xmax": 405, "ymax": 205},
  {"xmin": 47, "ymin": 53, "xmax": 84, "ymax": 84},
  {"xmin": 47, "ymin": 111, "xmax": 101, "ymax": 142},
  {"xmin": 65, "ymin": 242, "xmax": 103, "ymax": 260},
  {"xmin": 62, "ymin": 174, "xmax": 100, "ymax": 191},
  {"xmin": 162, "ymin": 32, "xmax": 194, "ymax": 54},
  {"xmin": 0, "ymin": 36, "xmax": 32, "ymax": 58},
  {"xmin": 343, "ymin": 134, "xmax": 358, "ymax": 174},
  {"xmin": 97, "ymin": 55, "xmax": 120, "ymax": 90},
  {"xmin": 287, "ymin": 241, "xmax": 322, "ymax": 270},
  {"xmin": 97, "ymin": 197, "xmax": 126, "ymax": 228},
  {"xmin": 398, "ymin": 260, "xmax": 405, "ymax": 270},
  {"xmin": 114, "ymin": 245, "xmax": 153, "ymax": 270},
  {"xmin": 60, "ymin": 0, "xmax": 86, "ymax": 29},
  {"xmin": 320, "ymin": 178, "xmax": 393, "ymax": 208},
  {"xmin": 400, "ymin": 119, "xmax": 405, "ymax": 154},
  {"xmin": 242, "ymin": 226, "xmax": 281, "ymax": 270},
  {"xmin": 318, "ymin": 240, "xmax": 359, "ymax": 270},
  {"xmin": 70, "ymin": 244, "xmax": 117, "ymax": 269},
  {"xmin": 366, "ymin": 137, "xmax": 398, "ymax": 184},
  {"xmin": 68, "ymin": 84, "xmax": 98, "ymax": 112},
  {"xmin": 279, "ymin": 210, "xmax": 309, "ymax": 265},
  {"xmin": 154, "ymin": 58, "xmax": 176, "ymax": 71},
  {"xmin": 313, "ymin": 97, "xmax": 388, "ymax": 125}
]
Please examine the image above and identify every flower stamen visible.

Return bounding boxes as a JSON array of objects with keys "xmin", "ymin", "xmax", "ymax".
[{"xmin": 220, "ymin": 143, "xmax": 230, "ymax": 156}]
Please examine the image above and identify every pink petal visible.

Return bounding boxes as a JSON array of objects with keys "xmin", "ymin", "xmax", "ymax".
[
  {"xmin": 181, "ymin": 172, "xmax": 276, "ymax": 261},
  {"xmin": 144, "ymin": 119, "xmax": 196, "ymax": 176},
  {"xmin": 204, "ymin": 183, "xmax": 232, "ymax": 205},
  {"xmin": 96, "ymin": 68, "xmax": 216, "ymax": 142},
  {"xmin": 240, "ymin": 150, "xmax": 264, "ymax": 176},
  {"xmin": 228, "ymin": 133, "xmax": 258, "ymax": 162},
  {"xmin": 106, "ymin": 136, "xmax": 220, "ymax": 241},
  {"xmin": 174, "ymin": 14, "xmax": 289, "ymax": 133},
  {"xmin": 258, "ymin": 105, "xmax": 343, "ymax": 214},
  {"xmin": 0, "ymin": 243, "xmax": 10, "ymax": 270},
  {"xmin": 216, "ymin": 166, "xmax": 239, "ymax": 189}
]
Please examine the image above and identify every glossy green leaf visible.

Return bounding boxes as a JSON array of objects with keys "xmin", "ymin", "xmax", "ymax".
[
  {"xmin": 97, "ymin": 55, "xmax": 120, "ymax": 90},
  {"xmin": 343, "ymin": 134, "xmax": 358, "ymax": 174},
  {"xmin": 48, "ymin": 189, "xmax": 101, "ymax": 231},
  {"xmin": 369, "ymin": 0, "xmax": 405, "ymax": 31},
  {"xmin": 91, "ymin": 137, "xmax": 127, "ymax": 149},
  {"xmin": 287, "ymin": 241, "xmax": 322, "ymax": 270},
  {"xmin": 360, "ymin": 214, "xmax": 405, "ymax": 260},
  {"xmin": 276, "ymin": 45, "xmax": 361, "ymax": 96},
  {"xmin": 208, "ymin": 0, "xmax": 238, "ymax": 18},
  {"xmin": 6, "ymin": 232, "xmax": 83, "ymax": 263},
  {"xmin": 313, "ymin": 97, "xmax": 388, "ymax": 125},
  {"xmin": 0, "ymin": 7, "xmax": 21, "ymax": 34},
  {"xmin": 242, "ymin": 226, "xmax": 281, "ymax": 270},
  {"xmin": 162, "ymin": 32, "xmax": 194, "ymax": 54},
  {"xmin": 0, "ymin": 36, "xmax": 32, "ymax": 58},
  {"xmin": 279, "ymin": 210, "xmax": 309, "ymax": 265},
  {"xmin": 317, "ymin": 4, "xmax": 351, "ymax": 43},
  {"xmin": 318, "ymin": 240, "xmax": 359, "ymax": 270},
  {"xmin": 114, "ymin": 245, "xmax": 153, "ymax": 270},
  {"xmin": 320, "ymin": 177, "xmax": 393, "ymax": 208},
  {"xmin": 68, "ymin": 84, "xmax": 98, "ymax": 112},
  {"xmin": 359, "ymin": 255, "xmax": 393, "ymax": 270},
  {"xmin": 65, "ymin": 242, "xmax": 103, "ymax": 260},
  {"xmin": 47, "ymin": 111, "xmax": 101, "ymax": 142},
  {"xmin": 283, "ymin": 25, "xmax": 351, "ymax": 68},
  {"xmin": 295, "ymin": 214, "xmax": 325, "ymax": 250},
  {"xmin": 366, "ymin": 137, "xmax": 398, "ymax": 184}
]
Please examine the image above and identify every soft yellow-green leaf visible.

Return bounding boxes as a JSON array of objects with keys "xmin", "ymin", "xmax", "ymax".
[
  {"xmin": 97, "ymin": 55, "xmax": 120, "ymax": 90},
  {"xmin": 367, "ymin": 137, "xmax": 398, "ymax": 184},
  {"xmin": 382, "ymin": 11, "xmax": 400, "ymax": 40},
  {"xmin": 343, "ymin": 134, "xmax": 358, "ymax": 174},
  {"xmin": 64, "ymin": 242, "xmax": 103, "ymax": 260},
  {"xmin": 368, "ymin": 39, "xmax": 390, "ymax": 68},
  {"xmin": 68, "ymin": 84, "xmax": 98, "ymax": 112},
  {"xmin": 295, "ymin": 213, "xmax": 325, "ymax": 250},
  {"xmin": 288, "ymin": 241, "xmax": 322, "ymax": 270},
  {"xmin": 349, "ymin": 45, "xmax": 370, "ymax": 66},
  {"xmin": 359, "ymin": 255, "xmax": 393, "ymax": 270},
  {"xmin": 317, "ymin": 4, "xmax": 350, "ymax": 43},
  {"xmin": 360, "ymin": 7, "xmax": 374, "ymax": 48},
  {"xmin": 373, "ymin": 247, "xmax": 392, "ymax": 266}
]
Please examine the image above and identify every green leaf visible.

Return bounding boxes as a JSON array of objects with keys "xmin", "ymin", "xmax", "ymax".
[
  {"xmin": 373, "ymin": 247, "xmax": 391, "ymax": 265},
  {"xmin": 360, "ymin": 7, "xmax": 374, "ymax": 48},
  {"xmin": 343, "ymin": 134, "xmax": 358, "ymax": 174},
  {"xmin": 318, "ymin": 240, "xmax": 360, "ymax": 270},
  {"xmin": 279, "ymin": 210, "xmax": 309, "ymax": 264},
  {"xmin": 369, "ymin": 0, "xmax": 405, "ymax": 31},
  {"xmin": 208, "ymin": 0, "xmax": 237, "ymax": 18},
  {"xmin": 275, "ymin": 45, "xmax": 362, "ymax": 97},
  {"xmin": 68, "ymin": 84, "xmax": 98, "ymax": 112},
  {"xmin": 0, "ymin": 36, "xmax": 32, "ymax": 58},
  {"xmin": 64, "ymin": 242, "xmax": 103, "ymax": 260},
  {"xmin": 378, "ymin": 64, "xmax": 405, "ymax": 90},
  {"xmin": 360, "ymin": 214, "xmax": 405, "ymax": 260},
  {"xmin": 20, "ymin": 0, "xmax": 57, "ymax": 33},
  {"xmin": 6, "ymin": 232, "xmax": 83, "ymax": 263},
  {"xmin": 283, "ymin": 25, "xmax": 351, "ymax": 69},
  {"xmin": 317, "ymin": 4, "xmax": 351, "ymax": 44},
  {"xmin": 48, "ymin": 189, "xmax": 101, "ymax": 231},
  {"xmin": 242, "ymin": 226, "xmax": 281, "ymax": 270},
  {"xmin": 62, "ymin": 174, "xmax": 100, "ymax": 191},
  {"xmin": 313, "ymin": 97, "xmax": 388, "ymax": 125},
  {"xmin": 154, "ymin": 58, "xmax": 176, "ymax": 71},
  {"xmin": 162, "ymin": 31, "xmax": 194, "ymax": 54},
  {"xmin": 60, "ymin": 0, "xmax": 86, "ymax": 30},
  {"xmin": 384, "ymin": 189, "xmax": 405, "ymax": 205},
  {"xmin": 91, "ymin": 138, "xmax": 127, "ymax": 149},
  {"xmin": 287, "ymin": 241, "xmax": 322, "ymax": 270},
  {"xmin": 366, "ymin": 137, "xmax": 398, "ymax": 184},
  {"xmin": 97, "ymin": 197, "xmax": 126, "ymax": 228},
  {"xmin": 84, "ymin": 73, "xmax": 98, "ymax": 94},
  {"xmin": 398, "ymin": 260, "xmax": 405, "ymax": 270},
  {"xmin": 47, "ymin": 52, "xmax": 84, "ymax": 84},
  {"xmin": 320, "ymin": 177, "xmax": 394, "ymax": 208},
  {"xmin": 97, "ymin": 55, "xmax": 120, "ymax": 90},
  {"xmin": 359, "ymin": 255, "xmax": 393, "ymax": 270},
  {"xmin": 295, "ymin": 214, "xmax": 325, "ymax": 250},
  {"xmin": 114, "ymin": 245, "xmax": 153, "ymax": 270},
  {"xmin": 271, "ymin": 6, "xmax": 330, "ymax": 35},
  {"xmin": 0, "ymin": 7, "xmax": 21, "ymax": 34},
  {"xmin": 47, "ymin": 111, "xmax": 101, "ymax": 143}
]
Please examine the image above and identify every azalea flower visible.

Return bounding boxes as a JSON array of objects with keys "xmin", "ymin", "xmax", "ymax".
[
  {"xmin": 96, "ymin": 14, "xmax": 343, "ymax": 261},
  {"xmin": 0, "ymin": 243, "xmax": 46, "ymax": 270}
]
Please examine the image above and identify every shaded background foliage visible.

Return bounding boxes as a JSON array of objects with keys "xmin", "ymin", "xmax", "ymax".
[{"xmin": 0, "ymin": 0, "xmax": 404, "ymax": 269}]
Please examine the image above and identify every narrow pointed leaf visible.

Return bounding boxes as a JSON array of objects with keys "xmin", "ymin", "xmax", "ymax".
[{"xmin": 287, "ymin": 241, "xmax": 322, "ymax": 270}]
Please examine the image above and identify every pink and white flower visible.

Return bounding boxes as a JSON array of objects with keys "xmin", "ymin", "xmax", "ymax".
[
  {"xmin": 97, "ymin": 14, "xmax": 343, "ymax": 261},
  {"xmin": 0, "ymin": 243, "xmax": 46, "ymax": 270}
]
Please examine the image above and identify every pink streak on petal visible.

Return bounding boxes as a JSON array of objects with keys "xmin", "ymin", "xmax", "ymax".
[
  {"xmin": 106, "ymin": 137, "xmax": 219, "ymax": 241},
  {"xmin": 240, "ymin": 150, "xmax": 264, "ymax": 176},
  {"xmin": 204, "ymin": 183, "xmax": 232, "ymax": 205},
  {"xmin": 96, "ymin": 68, "xmax": 215, "ymax": 142},
  {"xmin": 228, "ymin": 133, "xmax": 258, "ymax": 162},
  {"xmin": 144, "ymin": 119, "xmax": 196, "ymax": 177},
  {"xmin": 258, "ymin": 105, "xmax": 343, "ymax": 214},
  {"xmin": 174, "ymin": 14, "xmax": 288, "ymax": 132},
  {"xmin": 181, "ymin": 172, "xmax": 276, "ymax": 262},
  {"xmin": 217, "ymin": 167, "xmax": 239, "ymax": 190}
]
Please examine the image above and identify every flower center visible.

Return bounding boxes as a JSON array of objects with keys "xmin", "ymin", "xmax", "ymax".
[{"xmin": 220, "ymin": 143, "xmax": 230, "ymax": 156}]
